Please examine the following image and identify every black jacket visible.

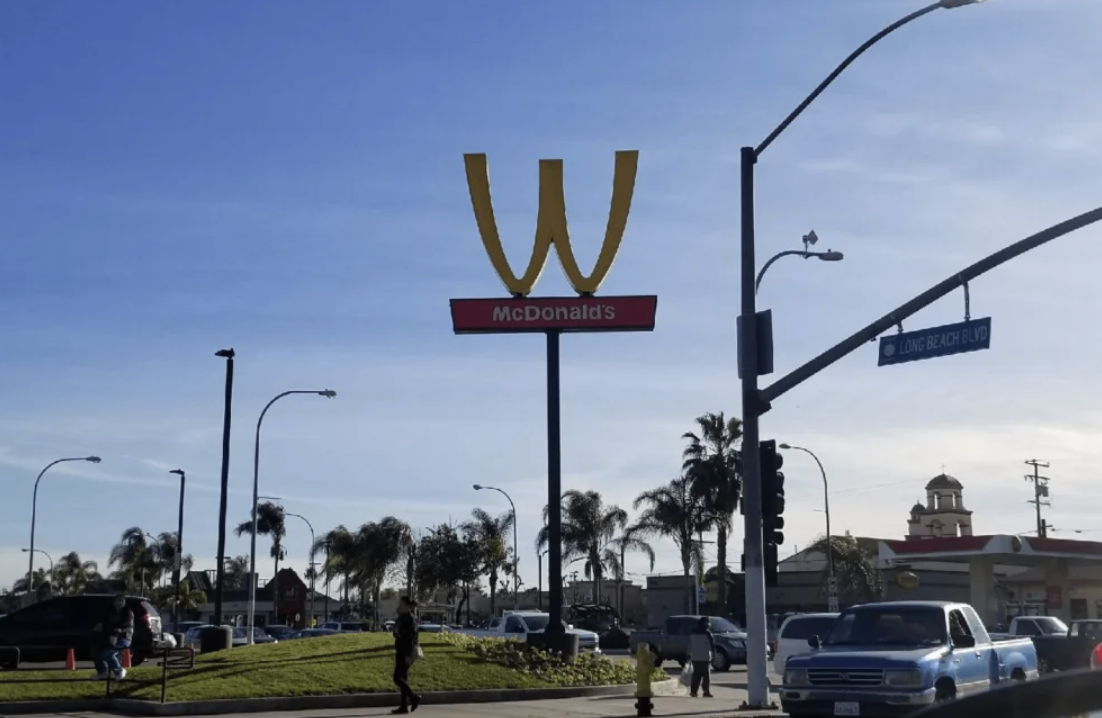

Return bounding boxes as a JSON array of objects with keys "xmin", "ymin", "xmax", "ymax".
[
  {"xmin": 103, "ymin": 606, "xmax": 135, "ymax": 641},
  {"xmin": 394, "ymin": 613, "xmax": 418, "ymax": 657}
]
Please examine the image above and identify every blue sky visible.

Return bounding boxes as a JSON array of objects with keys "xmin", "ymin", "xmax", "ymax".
[{"xmin": 4, "ymin": 0, "xmax": 1102, "ymax": 594}]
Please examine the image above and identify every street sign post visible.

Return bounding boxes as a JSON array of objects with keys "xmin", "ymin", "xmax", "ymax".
[{"xmin": 878, "ymin": 317, "xmax": 991, "ymax": 367}]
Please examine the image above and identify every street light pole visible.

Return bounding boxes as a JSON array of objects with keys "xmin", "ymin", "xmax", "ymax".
[
  {"xmin": 473, "ymin": 484, "xmax": 519, "ymax": 609},
  {"xmin": 537, "ymin": 550, "xmax": 547, "ymax": 611},
  {"xmin": 169, "ymin": 469, "xmax": 186, "ymax": 627},
  {"xmin": 285, "ymin": 512, "xmax": 316, "ymax": 626},
  {"xmin": 28, "ymin": 456, "xmax": 101, "ymax": 601},
  {"xmin": 737, "ymin": 1, "xmax": 987, "ymax": 707},
  {"xmin": 214, "ymin": 348, "xmax": 235, "ymax": 626},
  {"xmin": 247, "ymin": 389, "xmax": 336, "ymax": 644},
  {"xmin": 780, "ymin": 445, "xmax": 836, "ymax": 610},
  {"xmin": 21, "ymin": 549, "xmax": 53, "ymax": 593},
  {"xmin": 755, "ymin": 243, "xmax": 844, "ymax": 294}
]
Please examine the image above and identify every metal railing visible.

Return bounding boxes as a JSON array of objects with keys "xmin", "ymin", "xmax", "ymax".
[{"xmin": 0, "ymin": 645, "xmax": 196, "ymax": 704}]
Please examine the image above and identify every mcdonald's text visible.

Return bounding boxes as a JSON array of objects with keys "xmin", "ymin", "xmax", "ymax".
[{"xmin": 450, "ymin": 296, "xmax": 658, "ymax": 335}]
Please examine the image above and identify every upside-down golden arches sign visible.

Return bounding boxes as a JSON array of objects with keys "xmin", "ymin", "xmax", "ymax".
[{"xmin": 462, "ymin": 150, "xmax": 639, "ymax": 297}]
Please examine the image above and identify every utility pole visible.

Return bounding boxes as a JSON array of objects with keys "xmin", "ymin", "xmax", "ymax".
[{"xmin": 1025, "ymin": 460, "xmax": 1051, "ymax": 538}]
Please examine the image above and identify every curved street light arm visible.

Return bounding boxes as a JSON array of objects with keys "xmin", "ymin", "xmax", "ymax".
[
  {"xmin": 788, "ymin": 446, "xmax": 834, "ymax": 581},
  {"xmin": 761, "ymin": 206, "xmax": 1102, "ymax": 407},
  {"xmin": 754, "ymin": 2, "xmax": 942, "ymax": 158},
  {"xmin": 478, "ymin": 485, "xmax": 520, "ymax": 608},
  {"xmin": 286, "ymin": 512, "xmax": 317, "ymax": 624},
  {"xmin": 755, "ymin": 250, "xmax": 819, "ymax": 293},
  {"xmin": 28, "ymin": 457, "xmax": 97, "ymax": 596},
  {"xmin": 248, "ymin": 390, "xmax": 335, "ymax": 642}
]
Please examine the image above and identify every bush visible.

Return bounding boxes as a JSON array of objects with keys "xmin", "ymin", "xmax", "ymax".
[{"xmin": 438, "ymin": 632, "xmax": 665, "ymax": 687}]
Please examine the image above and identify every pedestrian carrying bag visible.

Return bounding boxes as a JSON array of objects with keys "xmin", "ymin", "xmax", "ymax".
[
  {"xmin": 679, "ymin": 661, "xmax": 693, "ymax": 687},
  {"xmin": 412, "ymin": 645, "xmax": 423, "ymax": 662}
]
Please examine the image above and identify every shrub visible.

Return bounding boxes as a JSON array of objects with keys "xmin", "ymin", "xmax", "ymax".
[{"xmin": 437, "ymin": 632, "xmax": 665, "ymax": 687}]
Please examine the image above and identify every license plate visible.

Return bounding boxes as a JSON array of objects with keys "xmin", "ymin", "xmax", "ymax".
[{"xmin": 834, "ymin": 702, "xmax": 860, "ymax": 716}]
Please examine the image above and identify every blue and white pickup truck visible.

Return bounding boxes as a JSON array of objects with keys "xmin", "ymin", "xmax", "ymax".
[{"xmin": 781, "ymin": 601, "xmax": 1038, "ymax": 717}]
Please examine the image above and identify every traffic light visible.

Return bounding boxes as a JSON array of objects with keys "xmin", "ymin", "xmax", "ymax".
[
  {"xmin": 760, "ymin": 440, "xmax": 786, "ymax": 587},
  {"xmin": 760, "ymin": 440, "xmax": 786, "ymax": 545}
]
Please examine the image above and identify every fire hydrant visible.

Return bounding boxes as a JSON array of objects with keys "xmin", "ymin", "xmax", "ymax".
[{"xmin": 634, "ymin": 643, "xmax": 655, "ymax": 717}]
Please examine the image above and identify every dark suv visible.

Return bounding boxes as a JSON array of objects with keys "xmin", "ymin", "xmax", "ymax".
[{"xmin": 0, "ymin": 594, "xmax": 165, "ymax": 669}]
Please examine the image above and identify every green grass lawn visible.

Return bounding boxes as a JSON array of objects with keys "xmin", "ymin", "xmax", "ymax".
[{"xmin": 0, "ymin": 632, "xmax": 647, "ymax": 703}]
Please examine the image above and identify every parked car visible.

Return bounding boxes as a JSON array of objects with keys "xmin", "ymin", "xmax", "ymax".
[
  {"xmin": 773, "ymin": 612, "xmax": 839, "ymax": 673},
  {"xmin": 0, "ymin": 594, "xmax": 166, "ymax": 669},
  {"xmin": 290, "ymin": 628, "xmax": 339, "ymax": 639},
  {"xmin": 628, "ymin": 615, "xmax": 756, "ymax": 671},
  {"xmin": 232, "ymin": 627, "xmax": 277, "ymax": 646},
  {"xmin": 264, "ymin": 625, "xmax": 298, "ymax": 641},
  {"xmin": 320, "ymin": 621, "xmax": 367, "ymax": 633},
  {"xmin": 989, "ymin": 615, "xmax": 1102, "ymax": 673},
  {"xmin": 464, "ymin": 611, "xmax": 601, "ymax": 653},
  {"xmin": 781, "ymin": 601, "xmax": 1038, "ymax": 717},
  {"xmin": 169, "ymin": 620, "xmax": 206, "ymax": 636}
]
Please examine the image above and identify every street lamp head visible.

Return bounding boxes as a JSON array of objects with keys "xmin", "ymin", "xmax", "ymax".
[
  {"xmin": 939, "ymin": 0, "xmax": 987, "ymax": 8},
  {"xmin": 318, "ymin": 389, "xmax": 337, "ymax": 399},
  {"xmin": 473, "ymin": 484, "xmax": 484, "ymax": 490},
  {"xmin": 215, "ymin": 348, "xmax": 235, "ymax": 359},
  {"xmin": 85, "ymin": 456, "xmax": 102, "ymax": 464},
  {"xmin": 20, "ymin": 548, "xmax": 29, "ymax": 553},
  {"xmin": 779, "ymin": 443, "xmax": 792, "ymax": 450},
  {"xmin": 169, "ymin": 469, "xmax": 185, "ymax": 477},
  {"xmin": 818, "ymin": 251, "xmax": 844, "ymax": 262}
]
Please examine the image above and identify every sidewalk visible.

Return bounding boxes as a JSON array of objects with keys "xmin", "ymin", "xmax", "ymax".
[{"xmin": 1, "ymin": 684, "xmax": 786, "ymax": 718}]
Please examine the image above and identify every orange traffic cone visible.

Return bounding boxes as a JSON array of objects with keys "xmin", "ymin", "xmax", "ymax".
[
  {"xmin": 121, "ymin": 649, "xmax": 132, "ymax": 669},
  {"xmin": 65, "ymin": 648, "xmax": 76, "ymax": 671}
]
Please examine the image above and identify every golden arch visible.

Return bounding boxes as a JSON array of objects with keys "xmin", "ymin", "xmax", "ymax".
[{"xmin": 462, "ymin": 150, "xmax": 638, "ymax": 297}]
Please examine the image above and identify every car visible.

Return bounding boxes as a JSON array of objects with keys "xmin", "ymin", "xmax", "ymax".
[
  {"xmin": 169, "ymin": 620, "xmax": 206, "ymax": 636},
  {"xmin": 781, "ymin": 601, "xmax": 1038, "ymax": 717},
  {"xmin": 468, "ymin": 611, "xmax": 602, "ymax": 654},
  {"xmin": 290, "ymin": 628, "xmax": 340, "ymax": 639},
  {"xmin": 231, "ymin": 627, "xmax": 277, "ymax": 646},
  {"xmin": 0, "ymin": 594, "xmax": 165, "ymax": 669},
  {"xmin": 264, "ymin": 625, "xmax": 297, "ymax": 641},
  {"xmin": 629, "ymin": 615, "xmax": 755, "ymax": 671},
  {"xmin": 773, "ymin": 612, "xmax": 839, "ymax": 673},
  {"xmin": 320, "ymin": 621, "xmax": 367, "ymax": 633}
]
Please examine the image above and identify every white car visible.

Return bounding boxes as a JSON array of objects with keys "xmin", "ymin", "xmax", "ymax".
[
  {"xmin": 498, "ymin": 611, "xmax": 602, "ymax": 653},
  {"xmin": 773, "ymin": 612, "xmax": 839, "ymax": 673}
]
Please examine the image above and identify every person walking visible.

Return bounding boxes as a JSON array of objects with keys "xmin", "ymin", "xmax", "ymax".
[
  {"xmin": 688, "ymin": 616, "xmax": 715, "ymax": 698},
  {"xmin": 91, "ymin": 593, "xmax": 134, "ymax": 681},
  {"xmin": 391, "ymin": 595, "xmax": 422, "ymax": 714}
]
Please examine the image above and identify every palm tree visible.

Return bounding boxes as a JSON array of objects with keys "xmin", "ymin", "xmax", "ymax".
[
  {"xmin": 153, "ymin": 531, "xmax": 194, "ymax": 585},
  {"xmin": 314, "ymin": 519, "xmax": 412, "ymax": 627},
  {"xmin": 537, "ymin": 490, "xmax": 627, "ymax": 606},
  {"xmin": 223, "ymin": 555, "xmax": 250, "ymax": 589},
  {"xmin": 605, "ymin": 525, "xmax": 655, "ymax": 617},
  {"xmin": 53, "ymin": 552, "xmax": 102, "ymax": 595},
  {"xmin": 683, "ymin": 411, "xmax": 743, "ymax": 613},
  {"xmin": 633, "ymin": 475, "xmax": 713, "ymax": 613},
  {"xmin": 805, "ymin": 534, "xmax": 883, "ymax": 604},
  {"xmin": 108, "ymin": 528, "xmax": 160, "ymax": 592},
  {"xmin": 12, "ymin": 568, "xmax": 52, "ymax": 599},
  {"xmin": 235, "ymin": 501, "xmax": 286, "ymax": 615},
  {"xmin": 462, "ymin": 508, "xmax": 515, "ymax": 616},
  {"xmin": 167, "ymin": 580, "xmax": 207, "ymax": 617}
]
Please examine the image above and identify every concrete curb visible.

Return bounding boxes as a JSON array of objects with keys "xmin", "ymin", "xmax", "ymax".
[{"xmin": 0, "ymin": 679, "xmax": 685, "ymax": 716}]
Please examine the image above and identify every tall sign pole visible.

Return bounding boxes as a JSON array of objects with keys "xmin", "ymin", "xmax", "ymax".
[{"xmin": 451, "ymin": 150, "xmax": 657, "ymax": 652}]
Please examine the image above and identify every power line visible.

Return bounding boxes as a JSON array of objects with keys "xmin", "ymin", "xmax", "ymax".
[{"xmin": 1025, "ymin": 459, "xmax": 1052, "ymax": 538}]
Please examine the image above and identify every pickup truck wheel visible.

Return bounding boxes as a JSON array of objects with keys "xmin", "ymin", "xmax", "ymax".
[
  {"xmin": 934, "ymin": 680, "xmax": 956, "ymax": 703},
  {"xmin": 711, "ymin": 648, "xmax": 732, "ymax": 672}
]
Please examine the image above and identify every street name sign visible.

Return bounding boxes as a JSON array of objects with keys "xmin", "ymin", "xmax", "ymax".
[{"xmin": 878, "ymin": 317, "xmax": 992, "ymax": 367}]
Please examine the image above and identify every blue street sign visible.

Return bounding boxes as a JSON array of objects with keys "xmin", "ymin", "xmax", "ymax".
[{"xmin": 878, "ymin": 317, "xmax": 992, "ymax": 367}]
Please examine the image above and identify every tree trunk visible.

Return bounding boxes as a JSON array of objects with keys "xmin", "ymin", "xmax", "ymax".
[
  {"xmin": 272, "ymin": 551, "xmax": 280, "ymax": 625},
  {"xmin": 619, "ymin": 546, "xmax": 626, "ymax": 619},
  {"xmin": 489, "ymin": 570, "xmax": 498, "ymax": 616},
  {"xmin": 682, "ymin": 550, "xmax": 693, "ymax": 613},
  {"xmin": 716, "ymin": 524, "xmax": 728, "ymax": 615}
]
